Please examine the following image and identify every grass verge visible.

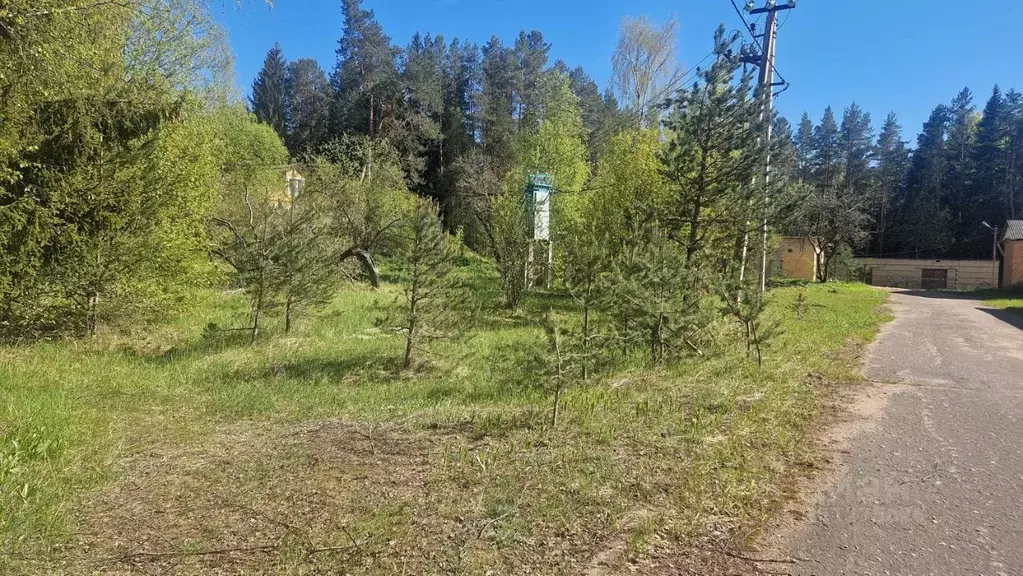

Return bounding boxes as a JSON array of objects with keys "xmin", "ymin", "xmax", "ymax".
[{"xmin": 0, "ymin": 274, "xmax": 888, "ymax": 575}]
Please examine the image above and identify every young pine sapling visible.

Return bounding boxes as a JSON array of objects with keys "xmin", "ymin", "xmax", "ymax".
[
  {"xmin": 389, "ymin": 199, "xmax": 468, "ymax": 370},
  {"xmin": 563, "ymin": 229, "xmax": 612, "ymax": 380},
  {"xmin": 722, "ymin": 280, "xmax": 778, "ymax": 367},
  {"xmin": 270, "ymin": 181, "xmax": 341, "ymax": 333}
]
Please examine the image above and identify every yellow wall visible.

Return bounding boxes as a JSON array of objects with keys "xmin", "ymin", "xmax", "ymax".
[
  {"xmin": 779, "ymin": 237, "xmax": 818, "ymax": 281},
  {"xmin": 1005, "ymin": 241, "xmax": 1023, "ymax": 287}
]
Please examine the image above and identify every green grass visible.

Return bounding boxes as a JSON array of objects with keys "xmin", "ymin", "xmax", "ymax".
[
  {"xmin": 0, "ymin": 269, "xmax": 888, "ymax": 575},
  {"xmin": 984, "ymin": 291, "xmax": 1023, "ymax": 316}
]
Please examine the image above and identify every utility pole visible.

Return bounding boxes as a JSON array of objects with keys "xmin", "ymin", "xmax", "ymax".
[
  {"xmin": 983, "ymin": 221, "xmax": 1002, "ymax": 288},
  {"xmin": 739, "ymin": 0, "xmax": 794, "ymax": 293}
]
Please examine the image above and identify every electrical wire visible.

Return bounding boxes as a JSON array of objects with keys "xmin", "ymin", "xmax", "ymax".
[
  {"xmin": 777, "ymin": 9, "xmax": 793, "ymax": 32},
  {"xmin": 729, "ymin": 0, "xmax": 758, "ymax": 43},
  {"xmin": 726, "ymin": 0, "xmax": 791, "ymax": 103}
]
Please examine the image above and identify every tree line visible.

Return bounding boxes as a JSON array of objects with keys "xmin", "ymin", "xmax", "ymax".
[
  {"xmin": 4, "ymin": 0, "xmax": 1020, "ymax": 360},
  {"xmin": 785, "ymin": 86, "xmax": 1023, "ymax": 275}
]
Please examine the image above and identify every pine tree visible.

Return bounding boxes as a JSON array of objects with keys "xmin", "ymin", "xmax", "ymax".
[
  {"xmin": 270, "ymin": 179, "xmax": 341, "ymax": 334},
  {"xmin": 661, "ymin": 27, "xmax": 766, "ymax": 267},
  {"xmin": 394, "ymin": 32, "xmax": 445, "ymax": 192},
  {"xmin": 389, "ymin": 198, "xmax": 466, "ymax": 370},
  {"xmin": 563, "ymin": 225, "xmax": 612, "ymax": 380},
  {"xmin": 901, "ymin": 105, "xmax": 952, "ymax": 257},
  {"xmin": 610, "ymin": 225, "xmax": 708, "ymax": 364},
  {"xmin": 721, "ymin": 278, "xmax": 775, "ymax": 367},
  {"xmin": 795, "ymin": 113, "xmax": 815, "ymax": 183},
  {"xmin": 974, "ymin": 87, "xmax": 1008, "ymax": 220},
  {"xmin": 944, "ymin": 88, "xmax": 977, "ymax": 249},
  {"xmin": 251, "ymin": 43, "xmax": 289, "ymax": 142},
  {"xmin": 285, "ymin": 58, "xmax": 333, "ymax": 155},
  {"xmin": 513, "ymin": 30, "xmax": 551, "ymax": 129},
  {"xmin": 813, "ymin": 107, "xmax": 843, "ymax": 189},
  {"xmin": 331, "ymin": 0, "xmax": 400, "ymax": 137},
  {"xmin": 840, "ymin": 103, "xmax": 874, "ymax": 196},
  {"xmin": 873, "ymin": 113, "xmax": 910, "ymax": 256},
  {"xmin": 480, "ymin": 36, "xmax": 517, "ymax": 166}
]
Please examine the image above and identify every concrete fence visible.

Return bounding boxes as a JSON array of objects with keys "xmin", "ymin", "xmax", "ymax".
[{"xmin": 854, "ymin": 258, "xmax": 998, "ymax": 290}]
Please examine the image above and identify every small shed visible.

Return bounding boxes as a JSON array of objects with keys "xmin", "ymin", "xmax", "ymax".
[
  {"xmin": 275, "ymin": 169, "xmax": 305, "ymax": 209},
  {"xmin": 1002, "ymin": 220, "xmax": 1023, "ymax": 288},
  {"xmin": 777, "ymin": 237, "xmax": 821, "ymax": 281}
]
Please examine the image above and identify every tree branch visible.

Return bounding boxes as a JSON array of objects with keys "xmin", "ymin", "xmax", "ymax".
[{"xmin": 21, "ymin": 0, "xmax": 132, "ymax": 19}]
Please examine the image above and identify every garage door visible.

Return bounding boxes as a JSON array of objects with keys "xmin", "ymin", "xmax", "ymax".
[{"xmin": 921, "ymin": 269, "xmax": 948, "ymax": 290}]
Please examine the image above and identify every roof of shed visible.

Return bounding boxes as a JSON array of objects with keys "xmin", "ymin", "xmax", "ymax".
[{"xmin": 1004, "ymin": 221, "xmax": 1023, "ymax": 241}]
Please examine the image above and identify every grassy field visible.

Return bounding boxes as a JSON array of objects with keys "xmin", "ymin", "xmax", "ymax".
[{"xmin": 0, "ymin": 265, "xmax": 888, "ymax": 575}]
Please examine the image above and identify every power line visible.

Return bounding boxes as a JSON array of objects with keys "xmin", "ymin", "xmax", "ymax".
[
  {"xmin": 729, "ymin": 0, "xmax": 757, "ymax": 42},
  {"xmin": 777, "ymin": 9, "xmax": 793, "ymax": 31}
]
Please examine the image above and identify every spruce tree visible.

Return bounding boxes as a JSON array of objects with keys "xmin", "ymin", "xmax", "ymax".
[
  {"xmin": 250, "ymin": 43, "xmax": 289, "ymax": 142},
  {"xmin": 438, "ymin": 39, "xmax": 481, "ymax": 231},
  {"xmin": 397, "ymin": 33, "xmax": 445, "ymax": 192},
  {"xmin": 1004, "ymin": 90, "xmax": 1023, "ymax": 221},
  {"xmin": 790, "ymin": 106, "xmax": 870, "ymax": 278},
  {"xmin": 944, "ymin": 88, "xmax": 977, "ymax": 251}
]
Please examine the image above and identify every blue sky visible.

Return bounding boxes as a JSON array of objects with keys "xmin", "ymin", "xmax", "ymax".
[{"xmin": 215, "ymin": 0, "xmax": 1023, "ymax": 140}]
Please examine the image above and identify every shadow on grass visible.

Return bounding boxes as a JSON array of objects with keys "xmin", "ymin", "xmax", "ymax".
[
  {"xmin": 978, "ymin": 307, "xmax": 1023, "ymax": 332},
  {"xmin": 257, "ymin": 353, "xmax": 403, "ymax": 384},
  {"xmin": 123, "ymin": 327, "xmax": 256, "ymax": 364}
]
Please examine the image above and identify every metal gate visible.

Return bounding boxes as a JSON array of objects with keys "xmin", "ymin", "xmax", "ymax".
[{"xmin": 921, "ymin": 269, "xmax": 948, "ymax": 290}]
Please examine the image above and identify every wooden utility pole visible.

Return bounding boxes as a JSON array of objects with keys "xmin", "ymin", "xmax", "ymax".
[{"xmin": 740, "ymin": 0, "xmax": 794, "ymax": 293}]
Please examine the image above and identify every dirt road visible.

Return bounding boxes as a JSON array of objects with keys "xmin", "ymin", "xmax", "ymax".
[{"xmin": 782, "ymin": 290, "xmax": 1023, "ymax": 576}]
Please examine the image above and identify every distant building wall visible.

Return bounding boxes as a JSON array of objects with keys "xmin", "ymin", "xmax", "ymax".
[
  {"xmin": 1003, "ymin": 240, "xmax": 1023, "ymax": 287},
  {"xmin": 778, "ymin": 237, "xmax": 819, "ymax": 281},
  {"xmin": 855, "ymin": 258, "xmax": 998, "ymax": 290}
]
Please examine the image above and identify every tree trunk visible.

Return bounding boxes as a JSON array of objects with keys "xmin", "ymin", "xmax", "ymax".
[
  {"xmin": 369, "ymin": 93, "xmax": 375, "ymax": 138},
  {"xmin": 752, "ymin": 323, "xmax": 762, "ymax": 367},
  {"xmin": 404, "ymin": 283, "xmax": 418, "ymax": 370},
  {"xmin": 251, "ymin": 273, "xmax": 265, "ymax": 344},
  {"xmin": 582, "ymin": 303, "xmax": 590, "ymax": 381},
  {"xmin": 85, "ymin": 290, "xmax": 99, "ymax": 337},
  {"xmin": 686, "ymin": 199, "xmax": 702, "ymax": 264},
  {"xmin": 285, "ymin": 295, "xmax": 294, "ymax": 334},
  {"xmin": 340, "ymin": 247, "xmax": 382, "ymax": 288},
  {"xmin": 550, "ymin": 323, "xmax": 564, "ymax": 429}
]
